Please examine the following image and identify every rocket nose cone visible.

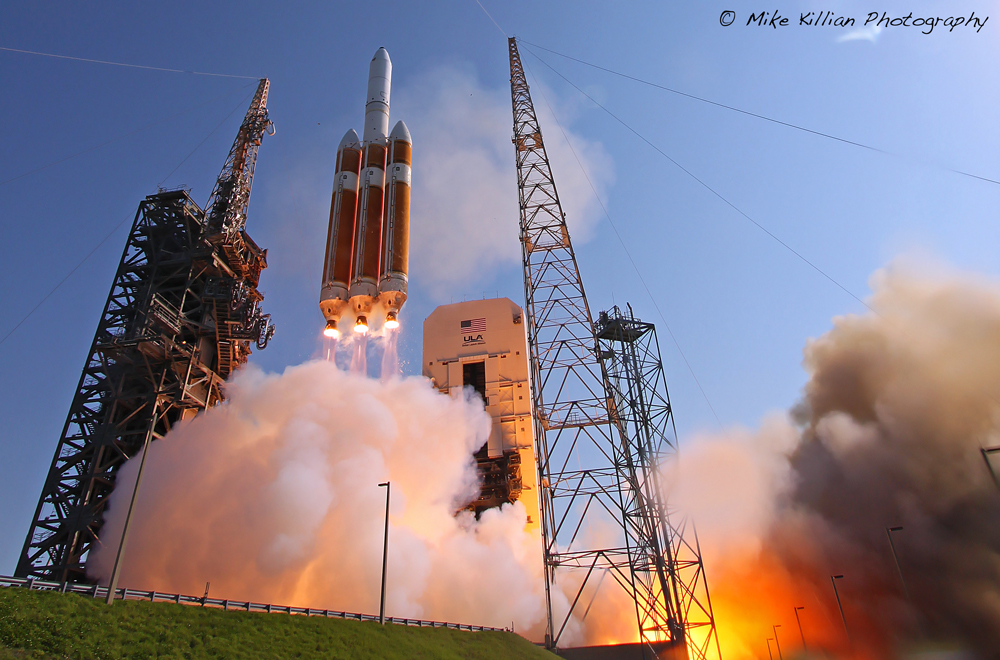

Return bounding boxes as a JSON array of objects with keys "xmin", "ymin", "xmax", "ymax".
[
  {"xmin": 373, "ymin": 47, "xmax": 390, "ymax": 63},
  {"xmin": 339, "ymin": 128, "xmax": 361, "ymax": 149},
  {"xmin": 389, "ymin": 120, "xmax": 411, "ymax": 143}
]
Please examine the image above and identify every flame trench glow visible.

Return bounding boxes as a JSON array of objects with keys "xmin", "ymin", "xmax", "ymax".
[
  {"xmin": 88, "ymin": 259, "xmax": 1000, "ymax": 655},
  {"xmin": 674, "ymin": 259, "xmax": 1000, "ymax": 659}
]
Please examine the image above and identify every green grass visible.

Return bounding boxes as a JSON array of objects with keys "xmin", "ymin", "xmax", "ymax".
[{"xmin": 0, "ymin": 587, "xmax": 557, "ymax": 660}]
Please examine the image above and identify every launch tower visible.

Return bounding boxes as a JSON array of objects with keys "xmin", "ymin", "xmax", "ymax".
[
  {"xmin": 16, "ymin": 80, "xmax": 276, "ymax": 583},
  {"xmin": 507, "ymin": 39, "xmax": 720, "ymax": 657}
]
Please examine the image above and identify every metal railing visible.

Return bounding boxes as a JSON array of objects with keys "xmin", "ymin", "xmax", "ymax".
[{"xmin": 0, "ymin": 575, "xmax": 506, "ymax": 632}]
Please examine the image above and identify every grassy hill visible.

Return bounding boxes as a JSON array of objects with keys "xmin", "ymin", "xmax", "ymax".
[{"xmin": 0, "ymin": 587, "xmax": 557, "ymax": 660}]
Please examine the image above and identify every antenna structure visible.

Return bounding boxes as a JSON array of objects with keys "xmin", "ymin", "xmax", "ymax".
[
  {"xmin": 508, "ymin": 38, "xmax": 720, "ymax": 658},
  {"xmin": 16, "ymin": 80, "xmax": 275, "ymax": 583}
]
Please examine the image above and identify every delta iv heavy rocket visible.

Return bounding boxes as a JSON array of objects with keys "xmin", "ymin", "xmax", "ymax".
[{"xmin": 320, "ymin": 47, "xmax": 411, "ymax": 338}]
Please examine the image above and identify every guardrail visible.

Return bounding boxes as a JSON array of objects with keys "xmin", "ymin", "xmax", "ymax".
[{"xmin": 0, "ymin": 575, "xmax": 506, "ymax": 633}]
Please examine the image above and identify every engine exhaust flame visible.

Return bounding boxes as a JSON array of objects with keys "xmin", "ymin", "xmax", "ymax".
[{"xmin": 670, "ymin": 258, "xmax": 1000, "ymax": 659}]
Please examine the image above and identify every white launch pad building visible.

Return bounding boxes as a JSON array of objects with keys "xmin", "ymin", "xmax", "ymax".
[{"xmin": 423, "ymin": 298, "xmax": 540, "ymax": 533}]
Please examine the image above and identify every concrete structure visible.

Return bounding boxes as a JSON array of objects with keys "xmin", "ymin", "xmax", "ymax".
[{"xmin": 423, "ymin": 298, "xmax": 540, "ymax": 534}]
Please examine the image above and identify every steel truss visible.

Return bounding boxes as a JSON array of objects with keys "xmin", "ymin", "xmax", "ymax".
[
  {"xmin": 508, "ymin": 38, "xmax": 720, "ymax": 658},
  {"xmin": 596, "ymin": 306, "xmax": 720, "ymax": 659},
  {"xmin": 16, "ymin": 79, "xmax": 275, "ymax": 583}
]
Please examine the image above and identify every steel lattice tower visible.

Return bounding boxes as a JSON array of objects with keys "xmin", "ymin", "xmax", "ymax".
[
  {"xmin": 508, "ymin": 38, "xmax": 720, "ymax": 658},
  {"xmin": 596, "ymin": 305, "xmax": 721, "ymax": 659},
  {"xmin": 16, "ymin": 79, "xmax": 276, "ymax": 583}
]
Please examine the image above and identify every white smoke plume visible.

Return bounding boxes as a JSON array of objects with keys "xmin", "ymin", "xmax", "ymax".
[
  {"xmin": 392, "ymin": 64, "xmax": 614, "ymax": 296},
  {"xmin": 669, "ymin": 258, "xmax": 1000, "ymax": 659},
  {"xmin": 87, "ymin": 255, "xmax": 1000, "ymax": 656},
  {"xmin": 87, "ymin": 360, "xmax": 590, "ymax": 642}
]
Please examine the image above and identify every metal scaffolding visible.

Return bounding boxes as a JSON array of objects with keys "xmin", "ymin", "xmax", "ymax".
[
  {"xmin": 508, "ymin": 38, "xmax": 720, "ymax": 658},
  {"xmin": 597, "ymin": 305, "xmax": 720, "ymax": 659},
  {"xmin": 16, "ymin": 79, "xmax": 275, "ymax": 583}
]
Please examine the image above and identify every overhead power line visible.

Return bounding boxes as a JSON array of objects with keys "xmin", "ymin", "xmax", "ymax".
[
  {"xmin": 0, "ymin": 45, "xmax": 259, "ymax": 79},
  {"xmin": 158, "ymin": 90, "xmax": 257, "ymax": 187},
  {"xmin": 523, "ymin": 58, "xmax": 724, "ymax": 428},
  {"xmin": 0, "ymin": 94, "xmax": 257, "ymax": 349},
  {"xmin": 521, "ymin": 42, "xmax": 880, "ymax": 320},
  {"xmin": 473, "ymin": 0, "xmax": 508, "ymax": 36},
  {"xmin": 519, "ymin": 39, "xmax": 1000, "ymax": 188},
  {"xmin": 0, "ymin": 82, "xmax": 256, "ymax": 188}
]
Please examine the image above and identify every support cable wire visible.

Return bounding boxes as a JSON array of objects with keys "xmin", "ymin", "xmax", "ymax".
[
  {"xmin": 158, "ymin": 90, "xmax": 257, "ymax": 187},
  {"xmin": 473, "ymin": 0, "xmax": 508, "ymax": 37},
  {"xmin": 522, "ymin": 44, "xmax": 879, "ymax": 319},
  {"xmin": 15, "ymin": 80, "xmax": 275, "ymax": 582},
  {"xmin": 0, "ymin": 89, "xmax": 257, "ymax": 349},
  {"xmin": 532, "ymin": 54, "xmax": 1000, "ymax": 426},
  {"xmin": 519, "ymin": 39, "xmax": 1000, "ymax": 188},
  {"xmin": 524, "ymin": 45, "xmax": 1000, "ymax": 419},
  {"xmin": 0, "ymin": 45, "xmax": 259, "ymax": 79},
  {"xmin": 508, "ymin": 38, "xmax": 720, "ymax": 658},
  {"xmin": 519, "ymin": 45, "xmax": 1000, "ymax": 417},
  {"xmin": 0, "ymin": 218, "xmax": 129, "ymax": 348},
  {"xmin": 0, "ymin": 82, "xmax": 257, "ymax": 188},
  {"xmin": 523, "ymin": 59, "xmax": 723, "ymax": 428}
]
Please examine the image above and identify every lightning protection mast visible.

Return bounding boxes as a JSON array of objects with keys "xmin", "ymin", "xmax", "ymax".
[
  {"xmin": 16, "ymin": 79, "xmax": 276, "ymax": 584},
  {"xmin": 507, "ymin": 38, "xmax": 720, "ymax": 658}
]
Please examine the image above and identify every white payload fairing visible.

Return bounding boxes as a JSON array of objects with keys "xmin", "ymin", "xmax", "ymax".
[{"xmin": 320, "ymin": 47, "xmax": 411, "ymax": 337}]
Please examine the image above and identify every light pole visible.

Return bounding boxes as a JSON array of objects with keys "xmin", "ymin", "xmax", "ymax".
[
  {"xmin": 765, "ymin": 638, "xmax": 774, "ymax": 660},
  {"xmin": 981, "ymin": 446, "xmax": 1000, "ymax": 491},
  {"xmin": 106, "ymin": 391, "xmax": 165, "ymax": 605},
  {"xmin": 772, "ymin": 624, "xmax": 783, "ymax": 660},
  {"xmin": 831, "ymin": 574, "xmax": 852, "ymax": 646},
  {"xmin": 793, "ymin": 606, "xmax": 807, "ymax": 652},
  {"xmin": 886, "ymin": 526, "xmax": 910, "ymax": 600},
  {"xmin": 378, "ymin": 481, "xmax": 390, "ymax": 625}
]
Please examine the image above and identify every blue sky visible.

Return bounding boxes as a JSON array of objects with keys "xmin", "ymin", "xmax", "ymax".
[{"xmin": 1, "ymin": 1, "xmax": 998, "ymax": 574}]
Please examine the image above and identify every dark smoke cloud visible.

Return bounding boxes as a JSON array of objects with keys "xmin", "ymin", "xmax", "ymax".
[
  {"xmin": 674, "ymin": 259, "xmax": 1000, "ymax": 658},
  {"xmin": 788, "ymin": 260, "xmax": 1000, "ymax": 655}
]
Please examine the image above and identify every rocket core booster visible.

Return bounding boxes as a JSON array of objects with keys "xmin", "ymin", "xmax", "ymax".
[{"xmin": 320, "ymin": 47, "xmax": 411, "ymax": 337}]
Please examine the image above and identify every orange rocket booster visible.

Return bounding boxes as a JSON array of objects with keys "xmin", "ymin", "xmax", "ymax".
[
  {"xmin": 379, "ymin": 121, "xmax": 411, "ymax": 329},
  {"xmin": 320, "ymin": 130, "xmax": 362, "ymax": 337},
  {"xmin": 320, "ymin": 47, "xmax": 410, "ymax": 336}
]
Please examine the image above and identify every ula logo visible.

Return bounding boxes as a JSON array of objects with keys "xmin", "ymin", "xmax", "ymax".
[{"xmin": 463, "ymin": 334, "xmax": 484, "ymax": 342}]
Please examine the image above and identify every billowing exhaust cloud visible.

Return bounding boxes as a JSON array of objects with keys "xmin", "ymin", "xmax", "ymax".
[
  {"xmin": 86, "ymin": 360, "xmax": 606, "ymax": 644},
  {"xmin": 670, "ymin": 258, "xmax": 1000, "ymax": 659},
  {"xmin": 87, "ymin": 362, "xmax": 551, "ymax": 632},
  {"xmin": 91, "ymin": 255, "xmax": 1000, "ymax": 655},
  {"xmin": 392, "ymin": 64, "xmax": 613, "ymax": 297}
]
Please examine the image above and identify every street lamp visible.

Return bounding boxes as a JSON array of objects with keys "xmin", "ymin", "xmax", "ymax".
[
  {"xmin": 831, "ymin": 574, "xmax": 852, "ymax": 646},
  {"xmin": 886, "ymin": 526, "xmax": 910, "ymax": 600},
  {"xmin": 772, "ymin": 624, "xmax": 783, "ymax": 660},
  {"xmin": 793, "ymin": 606, "xmax": 807, "ymax": 652},
  {"xmin": 765, "ymin": 638, "xmax": 774, "ymax": 660},
  {"xmin": 106, "ymin": 392, "xmax": 165, "ymax": 605},
  {"xmin": 378, "ymin": 481, "xmax": 390, "ymax": 625},
  {"xmin": 981, "ymin": 446, "xmax": 1000, "ymax": 491}
]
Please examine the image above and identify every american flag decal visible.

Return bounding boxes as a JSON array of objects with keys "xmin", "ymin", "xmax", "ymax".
[{"xmin": 460, "ymin": 318, "xmax": 486, "ymax": 333}]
